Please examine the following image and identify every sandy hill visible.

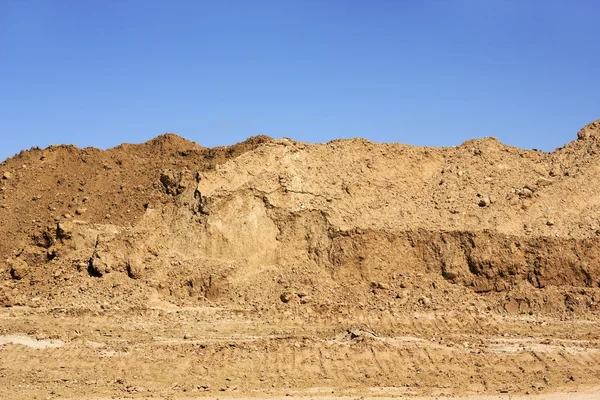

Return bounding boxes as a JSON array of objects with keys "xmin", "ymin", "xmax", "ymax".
[
  {"xmin": 1, "ymin": 122, "xmax": 600, "ymax": 314},
  {"xmin": 3, "ymin": 121, "xmax": 600, "ymax": 399}
]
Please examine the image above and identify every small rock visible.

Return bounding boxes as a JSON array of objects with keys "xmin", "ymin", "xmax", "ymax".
[
  {"xmin": 89, "ymin": 252, "xmax": 110, "ymax": 277},
  {"xmin": 442, "ymin": 269, "xmax": 458, "ymax": 280},
  {"xmin": 280, "ymin": 292, "xmax": 293, "ymax": 303},
  {"xmin": 546, "ymin": 220, "xmax": 554, "ymax": 226},
  {"xmin": 126, "ymin": 258, "xmax": 144, "ymax": 279},
  {"xmin": 8, "ymin": 258, "xmax": 29, "ymax": 280},
  {"xmin": 56, "ymin": 222, "xmax": 72, "ymax": 240},
  {"xmin": 370, "ymin": 281, "xmax": 389, "ymax": 290},
  {"xmin": 76, "ymin": 261, "xmax": 88, "ymax": 271},
  {"xmin": 478, "ymin": 197, "xmax": 490, "ymax": 207},
  {"xmin": 0, "ymin": 293, "xmax": 14, "ymax": 307},
  {"xmin": 75, "ymin": 208, "xmax": 87, "ymax": 215},
  {"xmin": 537, "ymin": 177, "xmax": 553, "ymax": 187},
  {"xmin": 418, "ymin": 296, "xmax": 431, "ymax": 307},
  {"xmin": 2, "ymin": 172, "xmax": 12, "ymax": 180}
]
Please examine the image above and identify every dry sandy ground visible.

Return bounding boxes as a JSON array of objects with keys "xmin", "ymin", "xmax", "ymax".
[
  {"xmin": 2, "ymin": 301, "xmax": 600, "ymax": 399},
  {"xmin": 82, "ymin": 392, "xmax": 600, "ymax": 400}
]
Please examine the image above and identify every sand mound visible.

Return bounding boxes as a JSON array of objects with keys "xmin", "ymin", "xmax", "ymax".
[
  {"xmin": 2, "ymin": 122, "xmax": 600, "ymax": 399},
  {"xmin": 2, "ymin": 123, "xmax": 600, "ymax": 314}
]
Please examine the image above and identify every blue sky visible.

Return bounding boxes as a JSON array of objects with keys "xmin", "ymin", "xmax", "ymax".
[{"xmin": 1, "ymin": 0, "xmax": 599, "ymax": 161}]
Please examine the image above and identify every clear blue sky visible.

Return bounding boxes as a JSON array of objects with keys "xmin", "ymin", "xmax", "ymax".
[{"xmin": 1, "ymin": 0, "xmax": 599, "ymax": 161}]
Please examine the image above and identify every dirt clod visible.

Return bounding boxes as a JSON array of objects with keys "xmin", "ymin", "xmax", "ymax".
[{"xmin": 8, "ymin": 258, "xmax": 28, "ymax": 280}]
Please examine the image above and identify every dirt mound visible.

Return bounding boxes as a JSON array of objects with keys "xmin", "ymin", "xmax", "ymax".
[
  {"xmin": 1, "ymin": 125, "xmax": 600, "ymax": 312},
  {"xmin": 2, "ymin": 122, "xmax": 600, "ymax": 399}
]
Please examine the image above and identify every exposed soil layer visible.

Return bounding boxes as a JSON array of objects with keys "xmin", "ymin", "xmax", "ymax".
[{"xmin": 1, "ymin": 122, "xmax": 600, "ymax": 399}]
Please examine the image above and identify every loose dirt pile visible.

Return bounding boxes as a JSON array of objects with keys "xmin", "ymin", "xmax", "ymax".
[{"xmin": 1, "ymin": 121, "xmax": 600, "ymax": 399}]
